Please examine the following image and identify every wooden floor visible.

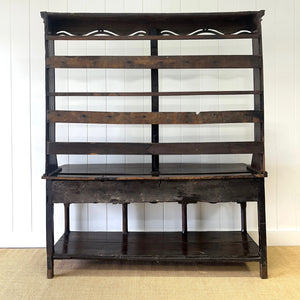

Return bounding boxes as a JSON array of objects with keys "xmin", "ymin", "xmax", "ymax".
[{"xmin": 0, "ymin": 247, "xmax": 300, "ymax": 299}]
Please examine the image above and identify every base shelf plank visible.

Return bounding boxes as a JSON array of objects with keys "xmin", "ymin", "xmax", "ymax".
[{"xmin": 54, "ymin": 231, "xmax": 260, "ymax": 262}]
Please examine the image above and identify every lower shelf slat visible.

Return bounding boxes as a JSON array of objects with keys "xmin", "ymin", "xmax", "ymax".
[{"xmin": 54, "ymin": 231, "xmax": 260, "ymax": 262}]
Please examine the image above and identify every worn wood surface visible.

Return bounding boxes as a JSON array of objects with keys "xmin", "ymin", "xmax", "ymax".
[
  {"xmin": 42, "ymin": 11, "xmax": 267, "ymax": 279},
  {"xmin": 57, "ymin": 163, "xmax": 257, "ymax": 175},
  {"xmin": 182, "ymin": 202, "xmax": 188, "ymax": 234},
  {"xmin": 64, "ymin": 203, "xmax": 70, "ymax": 235},
  {"xmin": 47, "ymin": 33, "xmax": 260, "ymax": 41},
  {"xmin": 251, "ymin": 30, "xmax": 265, "ymax": 173},
  {"xmin": 42, "ymin": 162, "xmax": 267, "ymax": 181},
  {"xmin": 49, "ymin": 178, "xmax": 261, "ymax": 204},
  {"xmin": 240, "ymin": 202, "xmax": 247, "ymax": 233},
  {"xmin": 47, "ymin": 141, "xmax": 263, "ymax": 155},
  {"xmin": 49, "ymin": 90, "xmax": 262, "ymax": 97},
  {"xmin": 44, "ymin": 173, "xmax": 266, "ymax": 181},
  {"xmin": 122, "ymin": 203, "xmax": 128, "ymax": 235},
  {"xmin": 41, "ymin": 11, "xmax": 264, "ymax": 36},
  {"xmin": 45, "ymin": 39, "xmax": 57, "ymax": 174},
  {"xmin": 46, "ymin": 55, "xmax": 262, "ymax": 69},
  {"xmin": 258, "ymin": 180, "xmax": 268, "ymax": 279},
  {"xmin": 151, "ymin": 29, "xmax": 159, "ymax": 175},
  {"xmin": 46, "ymin": 181, "xmax": 54, "ymax": 279},
  {"xmin": 53, "ymin": 231, "xmax": 260, "ymax": 262},
  {"xmin": 47, "ymin": 111, "xmax": 263, "ymax": 124}
]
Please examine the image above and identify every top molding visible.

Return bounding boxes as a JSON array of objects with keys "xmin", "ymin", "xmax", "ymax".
[{"xmin": 41, "ymin": 11, "xmax": 265, "ymax": 36}]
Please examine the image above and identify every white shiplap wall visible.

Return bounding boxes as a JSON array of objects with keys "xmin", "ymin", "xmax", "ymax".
[{"xmin": 0, "ymin": 0, "xmax": 299, "ymax": 247}]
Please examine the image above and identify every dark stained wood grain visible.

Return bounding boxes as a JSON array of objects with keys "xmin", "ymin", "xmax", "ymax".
[
  {"xmin": 47, "ymin": 33, "xmax": 260, "ymax": 41},
  {"xmin": 64, "ymin": 203, "xmax": 70, "ymax": 235},
  {"xmin": 182, "ymin": 202, "xmax": 187, "ymax": 234},
  {"xmin": 45, "ymin": 40, "xmax": 58, "ymax": 174},
  {"xmin": 257, "ymin": 180, "xmax": 268, "ymax": 279},
  {"xmin": 251, "ymin": 32, "xmax": 265, "ymax": 173},
  {"xmin": 46, "ymin": 55, "xmax": 262, "ymax": 69},
  {"xmin": 44, "ymin": 173, "xmax": 266, "ymax": 181},
  {"xmin": 42, "ymin": 163, "xmax": 267, "ymax": 180},
  {"xmin": 151, "ymin": 29, "xmax": 159, "ymax": 175},
  {"xmin": 50, "ymin": 178, "xmax": 261, "ymax": 204},
  {"xmin": 41, "ymin": 11, "xmax": 264, "ymax": 36},
  {"xmin": 47, "ymin": 141, "xmax": 263, "ymax": 155},
  {"xmin": 57, "ymin": 163, "xmax": 256, "ymax": 175},
  {"xmin": 240, "ymin": 202, "xmax": 247, "ymax": 233},
  {"xmin": 50, "ymin": 90, "xmax": 262, "ymax": 97},
  {"xmin": 46, "ymin": 181, "xmax": 54, "ymax": 279},
  {"xmin": 122, "ymin": 203, "xmax": 128, "ymax": 235},
  {"xmin": 47, "ymin": 110, "xmax": 263, "ymax": 124},
  {"xmin": 54, "ymin": 231, "xmax": 260, "ymax": 262},
  {"xmin": 42, "ymin": 11, "xmax": 267, "ymax": 279}
]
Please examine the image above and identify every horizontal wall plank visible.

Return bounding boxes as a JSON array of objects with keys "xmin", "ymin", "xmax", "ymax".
[
  {"xmin": 47, "ymin": 142, "xmax": 264, "ymax": 155},
  {"xmin": 47, "ymin": 33, "xmax": 260, "ymax": 41},
  {"xmin": 48, "ymin": 111, "xmax": 263, "ymax": 124},
  {"xmin": 46, "ymin": 55, "xmax": 262, "ymax": 69},
  {"xmin": 50, "ymin": 90, "xmax": 262, "ymax": 97}
]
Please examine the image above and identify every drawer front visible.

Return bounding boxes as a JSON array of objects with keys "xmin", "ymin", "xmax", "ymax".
[{"xmin": 49, "ymin": 178, "xmax": 262, "ymax": 204}]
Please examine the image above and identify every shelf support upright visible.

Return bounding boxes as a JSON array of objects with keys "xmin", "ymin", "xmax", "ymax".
[
  {"xmin": 252, "ymin": 15, "xmax": 267, "ymax": 278},
  {"xmin": 150, "ymin": 29, "xmax": 159, "ymax": 176},
  {"xmin": 46, "ymin": 181, "xmax": 54, "ymax": 279},
  {"xmin": 122, "ymin": 203, "xmax": 128, "ymax": 234},
  {"xmin": 240, "ymin": 202, "xmax": 247, "ymax": 233},
  {"xmin": 251, "ymin": 21, "xmax": 264, "ymax": 173},
  {"xmin": 43, "ymin": 12, "xmax": 56, "ymax": 279},
  {"xmin": 64, "ymin": 204, "xmax": 70, "ymax": 235}
]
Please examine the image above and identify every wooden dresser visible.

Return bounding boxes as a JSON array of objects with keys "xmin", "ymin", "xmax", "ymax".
[{"xmin": 41, "ymin": 11, "xmax": 267, "ymax": 278}]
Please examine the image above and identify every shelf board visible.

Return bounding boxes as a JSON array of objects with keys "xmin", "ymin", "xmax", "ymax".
[
  {"xmin": 58, "ymin": 163, "xmax": 252, "ymax": 175},
  {"xmin": 49, "ymin": 90, "xmax": 262, "ymax": 97},
  {"xmin": 54, "ymin": 231, "xmax": 260, "ymax": 262}
]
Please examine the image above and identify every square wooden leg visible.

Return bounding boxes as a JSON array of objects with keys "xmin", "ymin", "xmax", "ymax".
[
  {"xmin": 258, "ymin": 180, "xmax": 268, "ymax": 279},
  {"xmin": 47, "ymin": 256, "xmax": 54, "ymax": 279},
  {"xmin": 46, "ymin": 181, "xmax": 54, "ymax": 279}
]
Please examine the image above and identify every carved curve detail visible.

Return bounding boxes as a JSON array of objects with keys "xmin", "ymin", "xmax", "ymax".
[{"xmin": 55, "ymin": 29, "xmax": 254, "ymax": 37}]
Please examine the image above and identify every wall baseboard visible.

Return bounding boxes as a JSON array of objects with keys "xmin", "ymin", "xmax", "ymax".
[
  {"xmin": 249, "ymin": 230, "xmax": 300, "ymax": 246},
  {"xmin": 0, "ymin": 232, "xmax": 46, "ymax": 248}
]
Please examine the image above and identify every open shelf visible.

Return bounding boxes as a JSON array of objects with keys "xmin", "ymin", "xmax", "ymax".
[{"xmin": 54, "ymin": 231, "xmax": 260, "ymax": 262}]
